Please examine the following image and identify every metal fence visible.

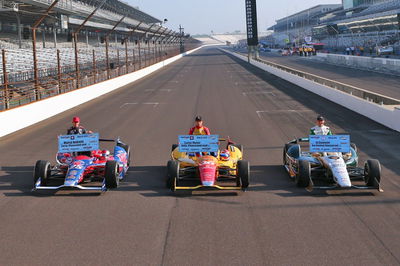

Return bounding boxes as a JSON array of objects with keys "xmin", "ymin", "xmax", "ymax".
[{"xmin": 1, "ymin": 41, "xmax": 199, "ymax": 111}]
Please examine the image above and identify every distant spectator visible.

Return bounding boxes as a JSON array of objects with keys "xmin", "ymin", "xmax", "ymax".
[
  {"xmin": 350, "ymin": 46, "xmax": 355, "ymax": 55},
  {"xmin": 369, "ymin": 46, "xmax": 373, "ymax": 55},
  {"xmin": 360, "ymin": 46, "xmax": 364, "ymax": 56},
  {"xmin": 346, "ymin": 47, "xmax": 350, "ymax": 55}
]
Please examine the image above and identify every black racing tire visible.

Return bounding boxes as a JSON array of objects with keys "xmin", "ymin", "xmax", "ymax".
[
  {"xmin": 166, "ymin": 160, "xmax": 179, "ymax": 190},
  {"xmin": 117, "ymin": 143, "xmax": 131, "ymax": 167},
  {"xmin": 171, "ymin": 144, "xmax": 178, "ymax": 152},
  {"xmin": 364, "ymin": 159, "xmax": 381, "ymax": 187},
  {"xmin": 296, "ymin": 160, "xmax": 311, "ymax": 187},
  {"xmin": 237, "ymin": 160, "xmax": 250, "ymax": 189},
  {"xmin": 350, "ymin": 143, "xmax": 357, "ymax": 153},
  {"xmin": 283, "ymin": 143, "xmax": 295, "ymax": 165},
  {"xmin": 105, "ymin": 160, "xmax": 119, "ymax": 189},
  {"xmin": 34, "ymin": 160, "xmax": 51, "ymax": 186}
]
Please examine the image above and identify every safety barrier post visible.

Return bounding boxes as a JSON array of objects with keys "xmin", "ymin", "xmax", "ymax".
[
  {"xmin": 132, "ymin": 48, "xmax": 136, "ymax": 71},
  {"xmin": 125, "ymin": 40, "xmax": 128, "ymax": 74},
  {"xmin": 2, "ymin": 49, "xmax": 9, "ymax": 110},
  {"xmin": 92, "ymin": 49, "xmax": 96, "ymax": 83},
  {"xmin": 105, "ymin": 36, "xmax": 110, "ymax": 79},
  {"xmin": 57, "ymin": 49, "xmax": 62, "ymax": 94},
  {"xmin": 138, "ymin": 40, "xmax": 142, "ymax": 69}
]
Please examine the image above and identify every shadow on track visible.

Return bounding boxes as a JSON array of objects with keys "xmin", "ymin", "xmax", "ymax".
[
  {"xmin": 0, "ymin": 164, "xmax": 385, "ymax": 198},
  {"xmin": 122, "ymin": 166, "xmax": 242, "ymax": 197},
  {"xmin": 251, "ymin": 165, "xmax": 384, "ymax": 198},
  {"xmin": 185, "ymin": 53, "xmax": 222, "ymax": 57},
  {"xmin": 0, "ymin": 166, "xmax": 102, "ymax": 197}
]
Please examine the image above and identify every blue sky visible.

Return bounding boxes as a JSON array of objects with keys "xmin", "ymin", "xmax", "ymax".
[{"xmin": 126, "ymin": 0, "xmax": 342, "ymax": 35}]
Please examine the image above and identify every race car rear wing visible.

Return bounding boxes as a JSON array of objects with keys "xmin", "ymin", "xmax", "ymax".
[{"xmin": 288, "ymin": 137, "xmax": 309, "ymax": 144}]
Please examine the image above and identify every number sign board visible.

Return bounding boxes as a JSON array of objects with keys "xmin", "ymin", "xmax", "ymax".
[
  {"xmin": 309, "ymin": 135, "xmax": 350, "ymax": 153},
  {"xmin": 58, "ymin": 133, "xmax": 99, "ymax": 153},
  {"xmin": 245, "ymin": 0, "xmax": 259, "ymax": 46},
  {"xmin": 178, "ymin": 135, "xmax": 219, "ymax": 153}
]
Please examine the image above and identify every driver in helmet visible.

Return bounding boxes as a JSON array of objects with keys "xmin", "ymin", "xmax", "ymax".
[
  {"xmin": 310, "ymin": 115, "xmax": 332, "ymax": 135},
  {"xmin": 67, "ymin": 116, "xmax": 93, "ymax": 135},
  {"xmin": 189, "ymin": 116, "xmax": 211, "ymax": 135},
  {"xmin": 220, "ymin": 149, "xmax": 230, "ymax": 161}
]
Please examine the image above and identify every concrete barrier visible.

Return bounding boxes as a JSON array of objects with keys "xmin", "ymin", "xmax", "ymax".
[
  {"xmin": 0, "ymin": 45, "xmax": 209, "ymax": 138},
  {"xmin": 222, "ymin": 49, "xmax": 400, "ymax": 132},
  {"xmin": 313, "ymin": 53, "xmax": 400, "ymax": 76}
]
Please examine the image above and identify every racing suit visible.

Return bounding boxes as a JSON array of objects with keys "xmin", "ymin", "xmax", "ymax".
[
  {"xmin": 67, "ymin": 126, "xmax": 87, "ymax": 135},
  {"xmin": 188, "ymin": 126, "xmax": 211, "ymax": 135},
  {"xmin": 310, "ymin": 125, "xmax": 332, "ymax": 135},
  {"xmin": 188, "ymin": 126, "xmax": 212, "ymax": 157}
]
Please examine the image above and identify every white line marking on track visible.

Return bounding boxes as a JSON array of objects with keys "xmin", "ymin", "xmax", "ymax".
[
  {"xmin": 120, "ymin": 102, "xmax": 160, "ymax": 108},
  {"xmin": 242, "ymin": 92, "xmax": 275, "ymax": 96},
  {"xmin": 145, "ymin": 89, "xmax": 173, "ymax": 92},
  {"xmin": 256, "ymin": 110, "xmax": 311, "ymax": 118},
  {"xmin": 120, "ymin": 103, "xmax": 138, "ymax": 108}
]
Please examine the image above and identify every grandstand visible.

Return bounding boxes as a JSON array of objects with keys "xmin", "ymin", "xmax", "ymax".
[
  {"xmin": 267, "ymin": 4, "xmax": 342, "ymax": 47},
  {"xmin": 0, "ymin": 0, "xmax": 195, "ymax": 110},
  {"xmin": 314, "ymin": 0, "xmax": 400, "ymax": 51},
  {"xmin": 267, "ymin": 0, "xmax": 400, "ymax": 52},
  {"xmin": 209, "ymin": 32, "xmax": 272, "ymax": 46},
  {"xmin": 210, "ymin": 34, "xmax": 247, "ymax": 45}
]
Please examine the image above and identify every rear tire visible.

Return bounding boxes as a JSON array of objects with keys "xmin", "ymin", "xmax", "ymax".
[
  {"xmin": 364, "ymin": 159, "xmax": 381, "ymax": 188},
  {"xmin": 296, "ymin": 160, "xmax": 311, "ymax": 187},
  {"xmin": 34, "ymin": 160, "xmax": 51, "ymax": 186},
  {"xmin": 105, "ymin": 161, "xmax": 119, "ymax": 189},
  {"xmin": 166, "ymin": 160, "xmax": 179, "ymax": 190},
  {"xmin": 237, "ymin": 160, "xmax": 250, "ymax": 189}
]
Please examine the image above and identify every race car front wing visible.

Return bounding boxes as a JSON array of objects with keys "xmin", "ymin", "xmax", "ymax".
[{"xmin": 32, "ymin": 177, "xmax": 107, "ymax": 192}]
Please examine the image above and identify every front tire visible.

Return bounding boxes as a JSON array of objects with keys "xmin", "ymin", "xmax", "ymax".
[
  {"xmin": 166, "ymin": 160, "xmax": 179, "ymax": 190},
  {"xmin": 296, "ymin": 160, "xmax": 311, "ymax": 187},
  {"xmin": 105, "ymin": 160, "xmax": 119, "ymax": 189},
  {"xmin": 237, "ymin": 160, "xmax": 250, "ymax": 189},
  {"xmin": 34, "ymin": 160, "xmax": 51, "ymax": 186},
  {"xmin": 364, "ymin": 159, "xmax": 381, "ymax": 188}
]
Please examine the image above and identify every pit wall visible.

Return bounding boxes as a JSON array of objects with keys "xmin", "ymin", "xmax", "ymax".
[
  {"xmin": 312, "ymin": 53, "xmax": 400, "ymax": 76},
  {"xmin": 0, "ymin": 45, "xmax": 211, "ymax": 138},
  {"xmin": 223, "ymin": 49, "xmax": 400, "ymax": 132}
]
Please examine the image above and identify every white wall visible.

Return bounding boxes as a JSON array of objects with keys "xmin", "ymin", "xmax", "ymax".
[
  {"xmin": 0, "ymin": 45, "xmax": 208, "ymax": 138},
  {"xmin": 223, "ymin": 49, "xmax": 400, "ymax": 132},
  {"xmin": 314, "ymin": 53, "xmax": 400, "ymax": 75}
]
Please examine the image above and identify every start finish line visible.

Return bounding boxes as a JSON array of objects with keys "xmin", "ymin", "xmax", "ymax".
[{"xmin": 178, "ymin": 135, "xmax": 219, "ymax": 153}]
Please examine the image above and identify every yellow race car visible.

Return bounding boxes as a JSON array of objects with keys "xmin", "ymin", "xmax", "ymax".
[{"xmin": 166, "ymin": 138, "xmax": 250, "ymax": 192}]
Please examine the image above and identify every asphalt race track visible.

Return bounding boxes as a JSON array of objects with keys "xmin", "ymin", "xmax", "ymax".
[{"xmin": 0, "ymin": 47, "xmax": 400, "ymax": 265}]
